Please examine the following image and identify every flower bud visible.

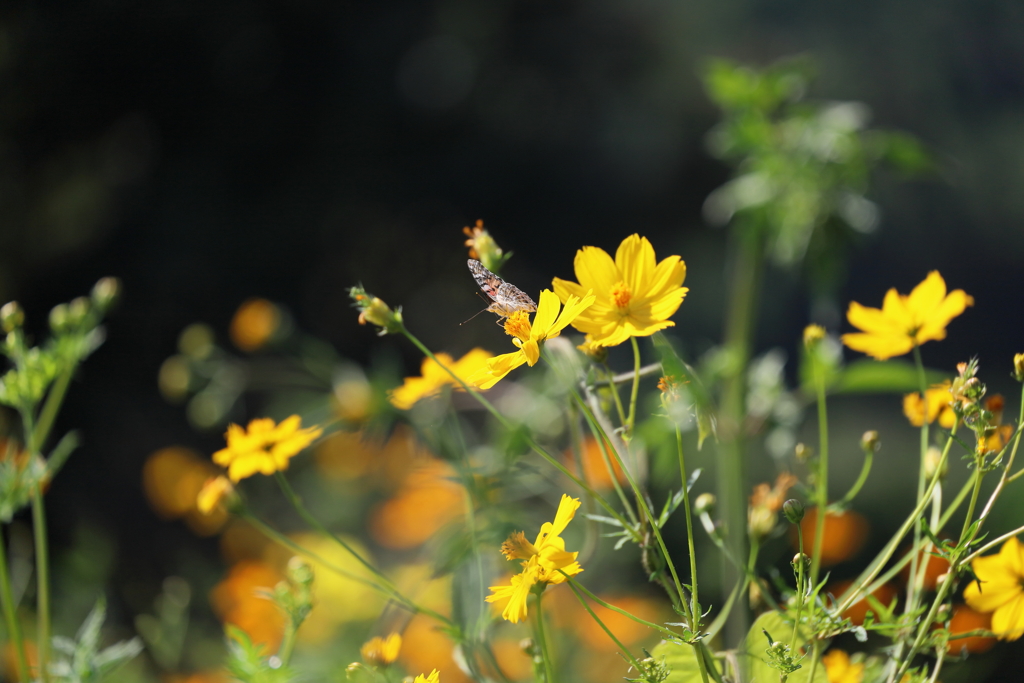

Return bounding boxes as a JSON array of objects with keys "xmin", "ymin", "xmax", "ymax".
[
  {"xmin": 748, "ymin": 506, "xmax": 777, "ymax": 540},
  {"xmin": 350, "ymin": 287, "xmax": 402, "ymax": 335},
  {"xmin": 860, "ymin": 430, "xmax": 880, "ymax": 453},
  {"xmin": 196, "ymin": 476, "xmax": 238, "ymax": 515},
  {"xmin": 694, "ymin": 493, "xmax": 716, "ymax": 515},
  {"xmin": 463, "ymin": 219, "xmax": 506, "ymax": 273},
  {"xmin": 49, "ymin": 303, "xmax": 70, "ymax": 333},
  {"xmin": 791, "ymin": 552, "xmax": 811, "ymax": 574},
  {"xmin": 91, "ymin": 276, "xmax": 121, "ymax": 312},
  {"xmin": 803, "ymin": 324, "xmax": 826, "ymax": 348},
  {"xmin": 68, "ymin": 296, "xmax": 91, "ymax": 326},
  {"xmin": 794, "ymin": 442, "xmax": 812, "ymax": 462},
  {"xmin": 346, "ymin": 662, "xmax": 366, "ymax": 679},
  {"xmin": 782, "ymin": 499, "xmax": 805, "ymax": 524},
  {"xmin": 287, "ymin": 556, "xmax": 314, "ymax": 587},
  {"xmin": 1014, "ymin": 354, "xmax": 1024, "ymax": 383},
  {"xmin": 0, "ymin": 302, "xmax": 24, "ymax": 333}
]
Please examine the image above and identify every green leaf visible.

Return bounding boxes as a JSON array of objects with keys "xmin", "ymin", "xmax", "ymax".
[
  {"xmin": 650, "ymin": 640, "xmax": 721, "ymax": 682},
  {"xmin": 831, "ymin": 360, "xmax": 947, "ymax": 394}
]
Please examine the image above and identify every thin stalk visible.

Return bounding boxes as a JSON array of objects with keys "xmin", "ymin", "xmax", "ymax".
[
  {"xmin": 809, "ymin": 350, "xmax": 829, "ymax": 590},
  {"xmin": 31, "ymin": 488, "xmax": 50, "ymax": 683},
  {"xmin": 0, "ymin": 529, "xmax": 30, "ymax": 683},
  {"xmin": 626, "ymin": 338, "xmax": 642, "ymax": 438},
  {"xmin": 603, "ymin": 363, "xmax": 629, "ymax": 429},
  {"xmin": 533, "ymin": 593, "xmax": 556, "ymax": 683},
  {"xmin": 675, "ymin": 426, "xmax": 700, "ymax": 623},
  {"xmin": 278, "ymin": 619, "xmax": 297, "ymax": 666},
  {"xmin": 974, "ymin": 383, "xmax": 1024, "ymax": 527},
  {"xmin": 565, "ymin": 580, "xmax": 643, "ymax": 672},
  {"xmin": 905, "ymin": 346, "xmax": 930, "ymax": 615},
  {"xmin": 446, "ymin": 408, "xmax": 486, "ymax": 638},
  {"xmin": 568, "ymin": 403, "xmax": 599, "ymax": 565},
  {"xmin": 30, "ymin": 367, "xmax": 74, "ymax": 453},
  {"xmin": 834, "ymin": 447, "xmax": 874, "ymax": 508},
  {"xmin": 582, "ymin": 411, "xmax": 638, "ymax": 526},
  {"xmin": 790, "ymin": 524, "xmax": 805, "ymax": 649}
]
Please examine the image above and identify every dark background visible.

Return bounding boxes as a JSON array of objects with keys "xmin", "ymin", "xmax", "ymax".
[{"xmin": 2, "ymin": 0, "xmax": 1023, "ymax": 672}]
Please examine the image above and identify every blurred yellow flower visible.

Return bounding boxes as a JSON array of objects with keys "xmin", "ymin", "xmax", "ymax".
[
  {"xmin": 389, "ymin": 348, "xmax": 494, "ymax": 410},
  {"xmin": 213, "ymin": 416, "xmax": 322, "ymax": 482},
  {"xmin": 822, "ymin": 649, "xmax": 863, "ymax": 683},
  {"xmin": 414, "ymin": 670, "xmax": 441, "ymax": 683},
  {"xmin": 902, "ymin": 381, "xmax": 956, "ymax": 428},
  {"xmin": 551, "ymin": 234, "xmax": 688, "ymax": 348},
  {"xmin": 469, "ymin": 290, "xmax": 595, "ymax": 390},
  {"xmin": 964, "ymin": 536, "xmax": 1024, "ymax": 640},
  {"xmin": 196, "ymin": 476, "xmax": 235, "ymax": 515},
  {"xmin": 841, "ymin": 271, "xmax": 973, "ymax": 360},
  {"xmin": 486, "ymin": 494, "xmax": 583, "ymax": 624},
  {"xmin": 361, "ymin": 633, "xmax": 402, "ymax": 666},
  {"xmin": 142, "ymin": 446, "xmax": 227, "ymax": 536},
  {"xmin": 369, "ymin": 459, "xmax": 464, "ymax": 549},
  {"xmin": 230, "ymin": 298, "xmax": 281, "ymax": 352},
  {"xmin": 400, "ymin": 614, "xmax": 470, "ymax": 683}
]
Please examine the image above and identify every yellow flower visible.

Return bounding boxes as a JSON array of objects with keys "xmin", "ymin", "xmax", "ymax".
[
  {"xmin": 486, "ymin": 494, "xmax": 583, "ymax": 623},
  {"xmin": 902, "ymin": 381, "xmax": 956, "ymax": 429},
  {"xmin": 551, "ymin": 234, "xmax": 687, "ymax": 348},
  {"xmin": 803, "ymin": 323, "xmax": 826, "ymax": 347},
  {"xmin": 964, "ymin": 535, "xmax": 1024, "ymax": 639},
  {"xmin": 822, "ymin": 649, "xmax": 863, "ymax": 683},
  {"xmin": 413, "ymin": 670, "xmax": 440, "ymax": 683},
  {"xmin": 196, "ymin": 476, "xmax": 236, "ymax": 515},
  {"xmin": 361, "ymin": 633, "xmax": 402, "ymax": 667},
  {"xmin": 469, "ymin": 290, "xmax": 595, "ymax": 390},
  {"xmin": 230, "ymin": 298, "xmax": 281, "ymax": 352},
  {"xmin": 389, "ymin": 349, "xmax": 494, "ymax": 410},
  {"xmin": 841, "ymin": 271, "xmax": 973, "ymax": 360},
  {"xmin": 213, "ymin": 416, "xmax": 323, "ymax": 482}
]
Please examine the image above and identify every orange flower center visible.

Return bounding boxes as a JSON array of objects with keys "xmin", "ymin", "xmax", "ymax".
[
  {"xmin": 610, "ymin": 281, "xmax": 632, "ymax": 309},
  {"xmin": 504, "ymin": 311, "xmax": 532, "ymax": 342}
]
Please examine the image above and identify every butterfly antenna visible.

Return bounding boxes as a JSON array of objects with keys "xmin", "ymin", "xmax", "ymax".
[{"xmin": 460, "ymin": 308, "xmax": 489, "ymax": 326}]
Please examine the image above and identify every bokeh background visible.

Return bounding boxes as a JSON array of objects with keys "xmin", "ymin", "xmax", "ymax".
[{"xmin": 2, "ymin": 0, "xmax": 1024, "ymax": 680}]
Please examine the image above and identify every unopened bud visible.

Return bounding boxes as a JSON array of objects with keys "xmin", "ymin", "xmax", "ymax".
[
  {"xmin": 0, "ymin": 302, "xmax": 23, "ymax": 333},
  {"xmin": 91, "ymin": 277, "xmax": 121, "ymax": 312},
  {"xmin": 346, "ymin": 662, "xmax": 365, "ymax": 679},
  {"xmin": 694, "ymin": 493, "xmax": 716, "ymax": 515},
  {"xmin": 350, "ymin": 287, "xmax": 402, "ymax": 335},
  {"xmin": 519, "ymin": 637, "xmax": 538, "ymax": 657},
  {"xmin": 49, "ymin": 303, "xmax": 70, "ymax": 333},
  {"xmin": 782, "ymin": 499, "xmax": 805, "ymax": 524},
  {"xmin": 794, "ymin": 443, "xmax": 812, "ymax": 462},
  {"xmin": 803, "ymin": 324, "xmax": 826, "ymax": 348},
  {"xmin": 860, "ymin": 430, "xmax": 880, "ymax": 453},
  {"xmin": 925, "ymin": 446, "xmax": 947, "ymax": 480},
  {"xmin": 791, "ymin": 552, "xmax": 811, "ymax": 574},
  {"xmin": 1014, "ymin": 354, "xmax": 1024, "ymax": 383},
  {"xmin": 287, "ymin": 556, "xmax": 314, "ymax": 587},
  {"xmin": 748, "ymin": 506, "xmax": 777, "ymax": 540},
  {"xmin": 67, "ymin": 296, "xmax": 90, "ymax": 326}
]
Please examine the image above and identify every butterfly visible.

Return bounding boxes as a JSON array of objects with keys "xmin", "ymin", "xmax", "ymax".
[{"xmin": 467, "ymin": 259, "xmax": 537, "ymax": 323}]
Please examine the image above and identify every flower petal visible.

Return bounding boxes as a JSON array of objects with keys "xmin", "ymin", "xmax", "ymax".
[
  {"xmin": 840, "ymin": 332, "xmax": 914, "ymax": 360},
  {"xmin": 917, "ymin": 289, "xmax": 973, "ymax": 344},
  {"xmin": 573, "ymin": 246, "xmax": 619, "ymax": 297},
  {"xmin": 548, "ymin": 291, "xmax": 596, "ymax": 338},
  {"xmin": 615, "ymin": 234, "xmax": 656, "ymax": 295},
  {"xmin": 531, "ymin": 290, "xmax": 562, "ymax": 338},
  {"xmin": 469, "ymin": 351, "xmax": 528, "ymax": 389},
  {"xmin": 552, "ymin": 277, "xmax": 587, "ymax": 304},
  {"xmin": 906, "ymin": 271, "xmax": 947, "ymax": 323},
  {"xmin": 846, "ymin": 300, "xmax": 906, "ymax": 336}
]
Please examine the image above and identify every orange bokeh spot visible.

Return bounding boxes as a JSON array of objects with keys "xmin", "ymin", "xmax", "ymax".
[
  {"xmin": 829, "ymin": 580, "xmax": 898, "ymax": 626},
  {"xmin": 209, "ymin": 560, "xmax": 285, "ymax": 653},
  {"xmin": 573, "ymin": 595, "xmax": 666, "ymax": 650},
  {"xmin": 793, "ymin": 508, "xmax": 869, "ymax": 566},
  {"xmin": 946, "ymin": 604, "xmax": 996, "ymax": 655},
  {"xmin": 164, "ymin": 672, "xmax": 230, "ymax": 683},
  {"xmin": 2, "ymin": 640, "xmax": 37, "ymax": 682},
  {"xmin": 230, "ymin": 298, "xmax": 281, "ymax": 352},
  {"xmin": 899, "ymin": 543, "xmax": 951, "ymax": 591},
  {"xmin": 564, "ymin": 437, "xmax": 627, "ymax": 490},
  {"xmin": 490, "ymin": 638, "xmax": 532, "ymax": 681},
  {"xmin": 399, "ymin": 613, "xmax": 472, "ymax": 683},
  {"xmin": 142, "ymin": 446, "xmax": 227, "ymax": 536},
  {"xmin": 369, "ymin": 459, "xmax": 464, "ymax": 549}
]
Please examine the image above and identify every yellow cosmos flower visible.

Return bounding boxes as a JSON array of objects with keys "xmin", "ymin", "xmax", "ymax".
[
  {"xmin": 213, "ymin": 416, "xmax": 323, "ymax": 482},
  {"xmin": 964, "ymin": 536, "xmax": 1024, "ymax": 640},
  {"xmin": 360, "ymin": 633, "xmax": 402, "ymax": 667},
  {"xmin": 552, "ymin": 234, "xmax": 688, "ymax": 348},
  {"xmin": 822, "ymin": 649, "xmax": 864, "ymax": 683},
  {"xmin": 486, "ymin": 494, "xmax": 583, "ymax": 623},
  {"xmin": 413, "ymin": 670, "xmax": 440, "ymax": 683},
  {"xmin": 841, "ymin": 271, "xmax": 973, "ymax": 360},
  {"xmin": 903, "ymin": 381, "xmax": 956, "ymax": 429},
  {"xmin": 469, "ymin": 290, "xmax": 595, "ymax": 390},
  {"xmin": 389, "ymin": 348, "xmax": 494, "ymax": 410}
]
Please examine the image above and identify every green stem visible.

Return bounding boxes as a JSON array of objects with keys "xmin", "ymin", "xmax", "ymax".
[
  {"xmin": 568, "ymin": 403, "xmax": 599, "ymax": 565},
  {"xmin": 0, "ymin": 528, "xmax": 30, "ymax": 683},
  {"xmin": 790, "ymin": 525, "xmax": 805, "ymax": 649},
  {"xmin": 676, "ymin": 426, "xmax": 700, "ymax": 624},
  {"xmin": 533, "ymin": 593, "xmax": 556, "ymax": 683},
  {"xmin": 581, "ymin": 407, "xmax": 638, "ymax": 527},
  {"xmin": 626, "ymin": 337, "xmax": 642, "ymax": 438},
  {"xmin": 31, "ymin": 487, "xmax": 50, "ymax": 683},
  {"xmin": 809, "ymin": 349, "xmax": 829, "ymax": 590},
  {"xmin": 834, "ymin": 448, "xmax": 874, "ymax": 508},
  {"xmin": 905, "ymin": 345, "xmax": 930, "ymax": 614},
  {"xmin": 603, "ymin": 363, "xmax": 630, "ymax": 430},
  {"xmin": 278, "ymin": 619, "xmax": 297, "ymax": 665}
]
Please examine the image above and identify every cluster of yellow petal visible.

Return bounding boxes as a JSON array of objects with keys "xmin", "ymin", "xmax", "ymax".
[
  {"xmin": 902, "ymin": 381, "xmax": 956, "ymax": 428},
  {"xmin": 821, "ymin": 650, "xmax": 864, "ymax": 683},
  {"xmin": 841, "ymin": 271, "xmax": 973, "ymax": 360},
  {"xmin": 553, "ymin": 234, "xmax": 688, "ymax": 348},
  {"xmin": 964, "ymin": 536, "xmax": 1024, "ymax": 640},
  {"xmin": 469, "ymin": 290, "xmax": 595, "ymax": 390},
  {"xmin": 413, "ymin": 670, "xmax": 440, "ymax": 683},
  {"xmin": 486, "ymin": 494, "xmax": 583, "ymax": 623},
  {"xmin": 360, "ymin": 633, "xmax": 402, "ymax": 667},
  {"xmin": 213, "ymin": 416, "xmax": 323, "ymax": 482},
  {"xmin": 389, "ymin": 348, "xmax": 494, "ymax": 410}
]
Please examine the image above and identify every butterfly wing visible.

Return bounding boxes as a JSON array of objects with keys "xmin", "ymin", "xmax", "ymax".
[{"xmin": 468, "ymin": 259, "xmax": 503, "ymax": 302}]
